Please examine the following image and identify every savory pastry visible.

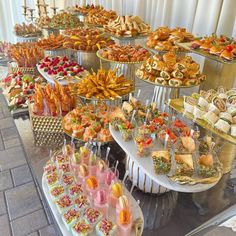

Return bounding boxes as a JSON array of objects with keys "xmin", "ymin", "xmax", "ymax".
[
  {"xmin": 175, "ymin": 154, "xmax": 194, "ymax": 176},
  {"xmin": 147, "ymin": 27, "xmax": 194, "ymax": 52},
  {"xmin": 136, "ymin": 52, "xmax": 205, "ymax": 87},
  {"xmin": 37, "ymin": 34, "xmax": 66, "ymax": 50},
  {"xmin": 183, "ymin": 96, "xmax": 197, "ymax": 114},
  {"xmin": 14, "ymin": 23, "xmax": 42, "ymax": 37},
  {"xmin": 104, "ymin": 15, "xmax": 151, "ymax": 37},
  {"xmin": 69, "ymin": 3, "xmax": 103, "ymax": 15},
  {"xmin": 152, "ymin": 150, "xmax": 171, "ymax": 174},
  {"xmin": 197, "ymin": 154, "xmax": 218, "ymax": 178}
]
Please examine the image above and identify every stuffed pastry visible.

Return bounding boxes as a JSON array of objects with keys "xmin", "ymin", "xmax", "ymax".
[
  {"xmin": 197, "ymin": 154, "xmax": 218, "ymax": 178},
  {"xmin": 175, "ymin": 154, "xmax": 194, "ymax": 176},
  {"xmin": 152, "ymin": 150, "xmax": 171, "ymax": 174},
  {"xmin": 168, "ymin": 78, "xmax": 183, "ymax": 87}
]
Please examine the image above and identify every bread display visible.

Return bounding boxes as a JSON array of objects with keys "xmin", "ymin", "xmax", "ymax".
[
  {"xmin": 98, "ymin": 44, "xmax": 150, "ymax": 62},
  {"xmin": 76, "ymin": 68, "xmax": 134, "ymax": 100},
  {"xmin": 9, "ymin": 42, "xmax": 44, "ymax": 67},
  {"xmin": 136, "ymin": 52, "xmax": 206, "ymax": 87},
  {"xmin": 147, "ymin": 27, "xmax": 194, "ymax": 52},
  {"xmin": 104, "ymin": 15, "xmax": 151, "ymax": 37}
]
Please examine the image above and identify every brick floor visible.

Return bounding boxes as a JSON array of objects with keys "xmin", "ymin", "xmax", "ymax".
[{"xmin": 0, "ymin": 86, "xmax": 56, "ymax": 236}]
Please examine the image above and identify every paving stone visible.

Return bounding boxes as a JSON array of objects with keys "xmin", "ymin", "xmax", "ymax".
[
  {"xmin": 0, "ymin": 214, "xmax": 11, "ymax": 236},
  {"xmin": 5, "ymin": 182, "xmax": 42, "ymax": 220},
  {"xmin": 0, "ymin": 117, "xmax": 15, "ymax": 129},
  {"xmin": 11, "ymin": 209, "xmax": 48, "ymax": 236},
  {"xmin": 0, "ymin": 146, "xmax": 26, "ymax": 171},
  {"xmin": 0, "ymin": 135, "xmax": 4, "ymax": 151},
  {"xmin": 1, "ymin": 126, "xmax": 19, "ymax": 141},
  {"xmin": 0, "ymin": 170, "xmax": 13, "ymax": 191},
  {"xmin": 11, "ymin": 165, "xmax": 33, "ymax": 187},
  {"xmin": 0, "ymin": 112, "xmax": 4, "ymax": 119},
  {"xmin": 0, "ymin": 192, "xmax": 6, "ymax": 215},
  {"xmin": 39, "ymin": 225, "xmax": 57, "ymax": 236},
  {"xmin": 4, "ymin": 137, "xmax": 21, "ymax": 149},
  {"xmin": 28, "ymin": 232, "xmax": 39, "ymax": 236}
]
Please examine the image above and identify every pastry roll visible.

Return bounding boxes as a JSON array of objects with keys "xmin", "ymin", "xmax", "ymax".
[
  {"xmin": 160, "ymin": 71, "xmax": 171, "ymax": 80},
  {"xmin": 173, "ymin": 63, "xmax": 186, "ymax": 72},
  {"xmin": 171, "ymin": 70, "xmax": 183, "ymax": 79},
  {"xmin": 213, "ymin": 97, "xmax": 226, "ymax": 112},
  {"xmin": 168, "ymin": 78, "xmax": 182, "ymax": 87},
  {"xmin": 155, "ymin": 77, "xmax": 167, "ymax": 85},
  {"xmin": 184, "ymin": 78, "xmax": 198, "ymax": 86}
]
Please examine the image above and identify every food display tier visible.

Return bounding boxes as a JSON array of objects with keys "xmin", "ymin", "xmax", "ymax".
[
  {"xmin": 109, "ymin": 33, "xmax": 149, "ymax": 41},
  {"xmin": 177, "ymin": 42, "xmax": 236, "ymax": 64},
  {"xmin": 42, "ymin": 174, "xmax": 144, "ymax": 236},
  {"xmin": 36, "ymin": 64, "xmax": 83, "ymax": 85},
  {"xmin": 96, "ymin": 49, "xmax": 149, "ymax": 64},
  {"xmin": 137, "ymin": 75, "xmax": 204, "ymax": 89},
  {"xmin": 168, "ymin": 98, "xmax": 236, "ymax": 145},
  {"xmin": 109, "ymin": 126, "xmax": 221, "ymax": 193}
]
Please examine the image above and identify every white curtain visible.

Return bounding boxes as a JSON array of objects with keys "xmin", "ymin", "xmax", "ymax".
[{"xmin": 1, "ymin": 0, "xmax": 236, "ymax": 41}]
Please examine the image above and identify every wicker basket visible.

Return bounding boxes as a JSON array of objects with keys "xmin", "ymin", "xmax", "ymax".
[{"xmin": 29, "ymin": 103, "xmax": 64, "ymax": 147}]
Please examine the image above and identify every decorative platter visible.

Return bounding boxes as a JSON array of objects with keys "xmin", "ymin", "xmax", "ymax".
[
  {"xmin": 109, "ymin": 125, "xmax": 222, "ymax": 193},
  {"xmin": 177, "ymin": 42, "xmax": 236, "ymax": 64},
  {"xmin": 168, "ymin": 98, "xmax": 236, "ymax": 145},
  {"xmin": 42, "ymin": 173, "xmax": 144, "ymax": 236}
]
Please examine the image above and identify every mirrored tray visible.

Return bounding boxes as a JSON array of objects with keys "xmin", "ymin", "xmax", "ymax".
[
  {"xmin": 168, "ymin": 98, "xmax": 236, "ymax": 145},
  {"xmin": 177, "ymin": 42, "xmax": 236, "ymax": 64},
  {"xmin": 109, "ymin": 125, "xmax": 222, "ymax": 193}
]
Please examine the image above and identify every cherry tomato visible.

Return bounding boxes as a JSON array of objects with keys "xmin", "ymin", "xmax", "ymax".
[{"xmin": 226, "ymin": 45, "xmax": 233, "ymax": 52}]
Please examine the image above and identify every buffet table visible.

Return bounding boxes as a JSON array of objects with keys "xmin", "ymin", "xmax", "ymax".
[{"xmin": 14, "ymin": 115, "xmax": 236, "ymax": 236}]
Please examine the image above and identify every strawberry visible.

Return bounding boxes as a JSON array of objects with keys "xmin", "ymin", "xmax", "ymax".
[
  {"xmin": 226, "ymin": 45, "xmax": 233, "ymax": 52},
  {"xmin": 145, "ymin": 137, "xmax": 152, "ymax": 145}
]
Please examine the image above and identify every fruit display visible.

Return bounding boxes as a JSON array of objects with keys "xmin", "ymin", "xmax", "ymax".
[
  {"xmin": 85, "ymin": 8, "xmax": 117, "ymax": 26},
  {"xmin": 146, "ymin": 27, "xmax": 194, "ymax": 52},
  {"xmin": 14, "ymin": 23, "xmax": 42, "ymax": 37},
  {"xmin": 136, "ymin": 52, "xmax": 206, "ymax": 87},
  {"xmin": 32, "ymin": 81, "xmax": 76, "ymax": 116},
  {"xmin": 76, "ymin": 68, "xmax": 134, "ymax": 100},
  {"xmin": 99, "ymin": 44, "xmax": 150, "ymax": 62},
  {"xmin": 62, "ymin": 103, "xmax": 113, "ymax": 142},
  {"xmin": 104, "ymin": 15, "xmax": 151, "ymax": 37},
  {"xmin": 49, "ymin": 12, "xmax": 81, "ymax": 29},
  {"xmin": 68, "ymin": 4, "xmax": 103, "ymax": 15},
  {"xmin": 63, "ymin": 27, "xmax": 114, "ymax": 52},
  {"xmin": 1, "ymin": 72, "xmax": 44, "ymax": 111},
  {"xmin": 37, "ymin": 34, "xmax": 66, "ymax": 50},
  {"xmin": 183, "ymin": 87, "xmax": 236, "ymax": 136},
  {"xmin": 9, "ymin": 42, "xmax": 44, "ymax": 67},
  {"xmin": 190, "ymin": 34, "xmax": 236, "ymax": 61},
  {"xmin": 37, "ymin": 56, "xmax": 88, "ymax": 82}
]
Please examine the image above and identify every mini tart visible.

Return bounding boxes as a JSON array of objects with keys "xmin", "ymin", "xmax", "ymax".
[
  {"xmin": 62, "ymin": 207, "xmax": 80, "ymax": 230},
  {"xmin": 68, "ymin": 184, "xmax": 83, "ymax": 198},
  {"xmin": 46, "ymin": 172, "xmax": 58, "ymax": 188},
  {"xmin": 215, "ymin": 119, "xmax": 231, "ymax": 133},
  {"xmin": 203, "ymin": 111, "xmax": 219, "ymax": 126},
  {"xmin": 74, "ymin": 195, "xmax": 90, "ymax": 212},
  {"xmin": 50, "ymin": 185, "xmax": 65, "ymax": 200},
  {"xmin": 72, "ymin": 220, "xmax": 92, "ymax": 236},
  {"xmin": 96, "ymin": 218, "xmax": 117, "ymax": 236},
  {"xmin": 56, "ymin": 195, "xmax": 73, "ymax": 214},
  {"xmin": 83, "ymin": 207, "xmax": 102, "ymax": 226}
]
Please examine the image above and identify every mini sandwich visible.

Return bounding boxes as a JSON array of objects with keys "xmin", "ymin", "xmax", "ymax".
[
  {"xmin": 231, "ymin": 124, "xmax": 236, "ymax": 136},
  {"xmin": 175, "ymin": 154, "xmax": 194, "ymax": 176},
  {"xmin": 191, "ymin": 40, "xmax": 201, "ymax": 49},
  {"xmin": 183, "ymin": 96, "xmax": 197, "ymax": 114},
  {"xmin": 215, "ymin": 119, "xmax": 230, "ymax": 133},
  {"xmin": 197, "ymin": 154, "xmax": 217, "ymax": 178},
  {"xmin": 203, "ymin": 111, "xmax": 219, "ymax": 126},
  {"xmin": 152, "ymin": 150, "xmax": 171, "ymax": 174},
  {"xmin": 193, "ymin": 105, "xmax": 207, "ymax": 119},
  {"xmin": 212, "ymin": 97, "xmax": 226, "ymax": 112},
  {"xmin": 198, "ymin": 96, "xmax": 209, "ymax": 108},
  {"xmin": 209, "ymin": 45, "xmax": 224, "ymax": 55},
  {"xmin": 220, "ymin": 49, "xmax": 234, "ymax": 60},
  {"xmin": 208, "ymin": 103, "xmax": 220, "ymax": 115},
  {"xmin": 227, "ymin": 106, "xmax": 236, "ymax": 117}
]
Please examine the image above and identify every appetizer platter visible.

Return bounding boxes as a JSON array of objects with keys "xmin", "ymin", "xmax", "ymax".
[
  {"xmin": 85, "ymin": 8, "xmax": 118, "ymax": 27},
  {"xmin": 68, "ymin": 4, "xmax": 103, "ymax": 16},
  {"xmin": 37, "ymin": 34, "xmax": 67, "ymax": 50},
  {"xmin": 37, "ymin": 56, "xmax": 88, "ymax": 85},
  {"xmin": 136, "ymin": 52, "xmax": 206, "ymax": 88},
  {"xmin": 146, "ymin": 27, "xmax": 194, "ymax": 53},
  {"xmin": 168, "ymin": 88, "xmax": 236, "ymax": 145},
  {"xmin": 9, "ymin": 42, "xmax": 44, "ymax": 67},
  {"xmin": 97, "ymin": 45, "xmax": 151, "ymax": 64},
  {"xmin": 14, "ymin": 23, "xmax": 42, "ymax": 38},
  {"xmin": 1, "ymin": 72, "xmax": 44, "ymax": 115},
  {"xmin": 177, "ymin": 35, "xmax": 236, "ymax": 64},
  {"xmin": 76, "ymin": 68, "xmax": 134, "ymax": 100},
  {"xmin": 42, "ymin": 145, "xmax": 143, "ymax": 236},
  {"xmin": 36, "ymin": 15, "xmax": 52, "ymax": 29},
  {"xmin": 0, "ymin": 41, "xmax": 11, "ymax": 64},
  {"xmin": 62, "ymin": 103, "xmax": 113, "ymax": 143},
  {"xmin": 109, "ymin": 97, "xmax": 223, "ymax": 192},
  {"xmin": 104, "ymin": 15, "xmax": 151, "ymax": 38}
]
